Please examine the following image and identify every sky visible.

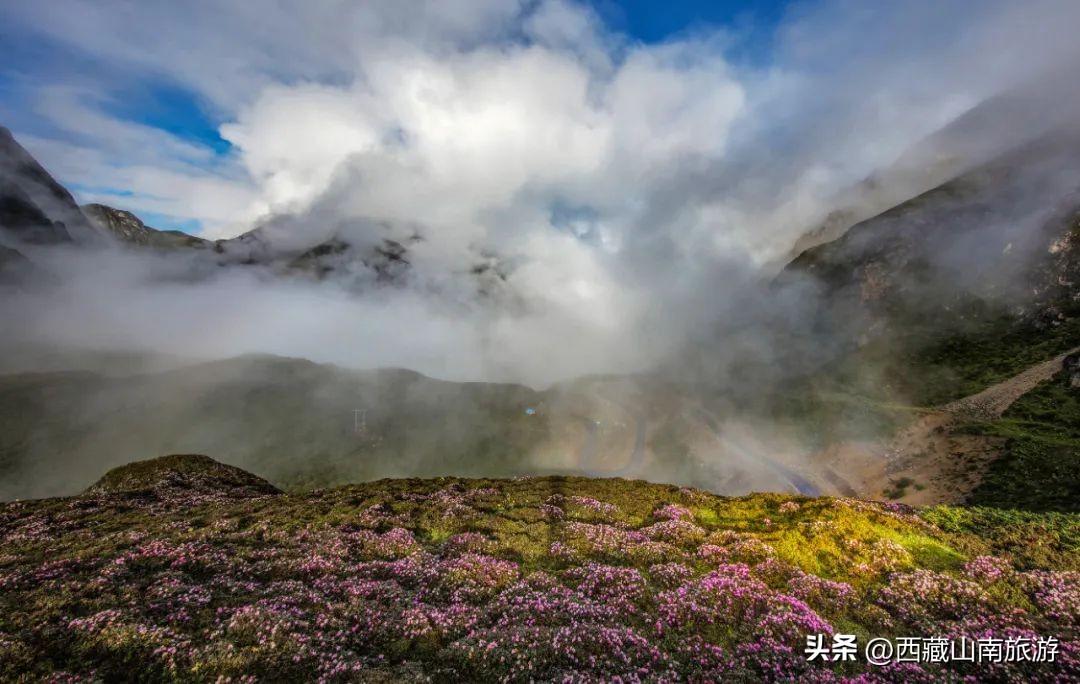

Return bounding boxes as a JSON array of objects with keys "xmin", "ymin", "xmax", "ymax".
[
  {"xmin": 594, "ymin": 0, "xmax": 787, "ymax": 48},
  {"xmin": 0, "ymin": 0, "xmax": 794, "ymax": 235},
  {"xmin": 0, "ymin": 0, "xmax": 790, "ymax": 236},
  {"xmin": 2, "ymin": 0, "xmax": 1075, "ymax": 250}
]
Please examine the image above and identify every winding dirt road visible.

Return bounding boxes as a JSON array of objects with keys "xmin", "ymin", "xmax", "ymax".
[{"xmin": 817, "ymin": 346, "xmax": 1077, "ymax": 504}]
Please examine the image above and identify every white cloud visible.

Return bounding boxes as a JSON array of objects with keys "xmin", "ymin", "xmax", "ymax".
[{"xmin": 4, "ymin": 0, "xmax": 1080, "ymax": 385}]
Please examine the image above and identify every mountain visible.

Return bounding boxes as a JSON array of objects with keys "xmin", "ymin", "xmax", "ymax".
[
  {"xmin": 0, "ymin": 126, "xmax": 101, "ymax": 245},
  {"xmin": 0, "ymin": 126, "xmax": 517, "ymax": 298},
  {"xmin": 0, "ymin": 354, "xmax": 830, "ymax": 502},
  {"xmin": 80, "ymin": 199, "xmax": 421, "ymax": 282},
  {"xmin": 790, "ymin": 138, "xmax": 1079, "ymax": 320},
  {"xmin": 781, "ymin": 127, "xmax": 1080, "ymax": 402},
  {"xmin": 82, "ymin": 203, "xmax": 210, "ymax": 250},
  {"xmin": 779, "ymin": 72, "xmax": 1080, "ymax": 265},
  {"xmin": 776, "ymin": 126, "xmax": 1080, "ymax": 513}
]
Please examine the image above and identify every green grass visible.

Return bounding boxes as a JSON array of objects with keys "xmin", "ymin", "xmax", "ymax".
[
  {"xmin": 955, "ymin": 372, "xmax": 1080, "ymax": 512},
  {"xmin": 899, "ymin": 316, "xmax": 1080, "ymax": 405},
  {"xmin": 922, "ymin": 504, "xmax": 1080, "ymax": 570}
]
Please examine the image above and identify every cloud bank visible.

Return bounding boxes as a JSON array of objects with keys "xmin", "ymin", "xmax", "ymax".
[{"xmin": 3, "ymin": 0, "xmax": 1080, "ymax": 386}]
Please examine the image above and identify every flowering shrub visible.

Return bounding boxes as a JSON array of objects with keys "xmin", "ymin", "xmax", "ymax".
[
  {"xmin": 648, "ymin": 562, "xmax": 693, "ymax": 588},
  {"xmin": 785, "ymin": 571, "xmax": 856, "ymax": 614},
  {"xmin": 963, "ymin": 555, "xmax": 1013, "ymax": 584},
  {"xmin": 442, "ymin": 531, "xmax": 492, "ymax": 555},
  {"xmin": 1024, "ymin": 570, "xmax": 1080, "ymax": 627},
  {"xmin": 564, "ymin": 563, "xmax": 647, "ymax": 614},
  {"xmin": 0, "ymin": 461, "xmax": 1077, "ymax": 681},
  {"xmin": 640, "ymin": 518, "xmax": 706, "ymax": 545},
  {"xmin": 654, "ymin": 503, "xmax": 694, "ymax": 521},
  {"xmin": 877, "ymin": 569, "xmax": 992, "ymax": 627}
]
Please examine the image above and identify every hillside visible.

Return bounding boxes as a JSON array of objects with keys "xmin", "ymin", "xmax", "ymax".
[
  {"xmin": 0, "ymin": 356, "xmax": 550, "ymax": 500},
  {"xmin": 781, "ymin": 130, "xmax": 1080, "ymax": 408},
  {"xmin": 964, "ymin": 365, "xmax": 1080, "ymax": 512},
  {"xmin": 771, "ymin": 128, "xmax": 1080, "ymax": 514},
  {"xmin": 0, "ymin": 355, "xmax": 830, "ymax": 502},
  {"xmin": 803, "ymin": 350, "xmax": 1080, "ymax": 510},
  {"xmin": 780, "ymin": 75, "xmax": 1080, "ymax": 265},
  {"xmin": 0, "ymin": 455, "xmax": 1076, "ymax": 681}
]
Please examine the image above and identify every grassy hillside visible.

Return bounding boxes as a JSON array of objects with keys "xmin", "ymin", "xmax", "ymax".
[
  {"xmin": 777, "ymin": 136, "xmax": 1080, "ymax": 431},
  {"xmin": 0, "ymin": 356, "xmax": 551, "ymax": 499},
  {"xmin": 962, "ymin": 371, "xmax": 1080, "ymax": 511},
  {"xmin": 0, "ymin": 456, "xmax": 1076, "ymax": 681},
  {"xmin": 0, "ymin": 355, "xmax": 837, "ymax": 502}
]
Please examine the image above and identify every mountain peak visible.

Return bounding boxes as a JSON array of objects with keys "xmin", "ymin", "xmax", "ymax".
[{"xmin": 0, "ymin": 126, "xmax": 101, "ymax": 245}]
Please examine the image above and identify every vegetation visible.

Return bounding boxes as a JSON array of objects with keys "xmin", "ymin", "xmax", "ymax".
[
  {"xmin": 0, "ymin": 456, "xmax": 1076, "ymax": 681},
  {"xmin": 923, "ymin": 505, "xmax": 1080, "ymax": 571},
  {"xmin": 895, "ymin": 316, "xmax": 1080, "ymax": 406},
  {"xmin": 961, "ymin": 372, "xmax": 1080, "ymax": 512}
]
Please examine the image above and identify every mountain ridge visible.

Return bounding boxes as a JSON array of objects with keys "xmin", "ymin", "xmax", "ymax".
[{"xmin": 0, "ymin": 126, "xmax": 101, "ymax": 245}]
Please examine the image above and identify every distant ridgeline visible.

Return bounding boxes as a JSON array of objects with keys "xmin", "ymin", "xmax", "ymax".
[{"xmin": 0, "ymin": 125, "xmax": 510, "ymax": 290}]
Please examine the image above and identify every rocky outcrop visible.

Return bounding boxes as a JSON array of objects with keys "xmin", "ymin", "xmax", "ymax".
[
  {"xmin": 286, "ymin": 236, "xmax": 414, "ymax": 282},
  {"xmin": 82, "ymin": 203, "xmax": 209, "ymax": 250}
]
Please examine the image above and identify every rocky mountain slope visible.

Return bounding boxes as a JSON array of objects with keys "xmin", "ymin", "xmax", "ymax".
[
  {"xmin": 0, "ymin": 125, "xmax": 413, "ymax": 283},
  {"xmin": 775, "ymin": 126, "xmax": 1080, "ymax": 416},
  {"xmin": 776, "ymin": 125, "xmax": 1080, "ymax": 514},
  {"xmin": 81, "ymin": 204, "xmax": 210, "ymax": 250},
  {"xmin": 0, "ymin": 455, "xmax": 1076, "ymax": 681},
  {"xmin": 0, "ymin": 126, "xmax": 101, "ymax": 246},
  {"xmin": 781, "ymin": 73, "xmax": 1080, "ymax": 265},
  {"xmin": 0, "ymin": 125, "xmax": 517, "ymax": 293},
  {"xmin": 785, "ymin": 131, "xmax": 1080, "ymax": 340}
]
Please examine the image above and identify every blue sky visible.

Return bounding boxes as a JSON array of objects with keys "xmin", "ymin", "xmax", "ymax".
[
  {"xmin": 2, "ymin": 0, "xmax": 1059, "ymax": 251},
  {"xmin": 0, "ymin": 1, "xmax": 793, "ymax": 235},
  {"xmin": 1, "ymin": 0, "xmax": 791, "ymax": 145},
  {"xmin": 595, "ymin": 0, "xmax": 788, "ymax": 46}
]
